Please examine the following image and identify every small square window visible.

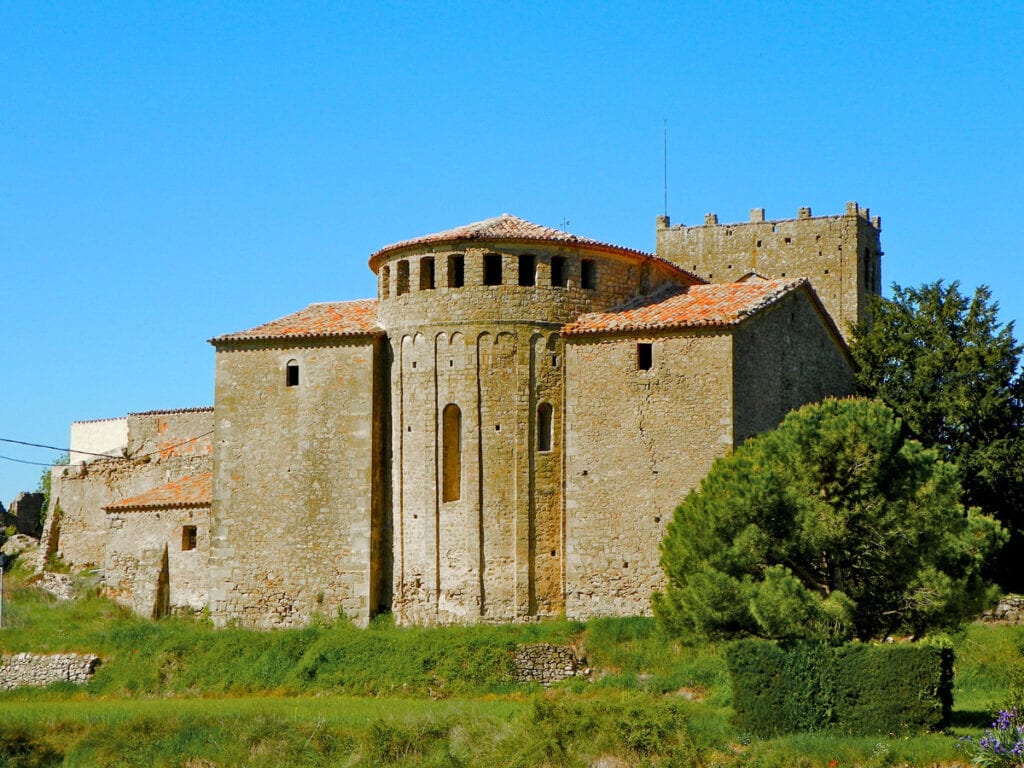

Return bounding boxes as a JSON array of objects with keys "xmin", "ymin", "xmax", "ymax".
[
  {"xmin": 182, "ymin": 525, "xmax": 197, "ymax": 551},
  {"xmin": 637, "ymin": 343, "xmax": 653, "ymax": 371}
]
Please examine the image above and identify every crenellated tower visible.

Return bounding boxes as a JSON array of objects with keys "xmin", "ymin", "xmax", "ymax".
[{"xmin": 655, "ymin": 202, "xmax": 882, "ymax": 340}]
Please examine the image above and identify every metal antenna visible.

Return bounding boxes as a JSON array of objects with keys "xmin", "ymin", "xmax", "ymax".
[{"xmin": 663, "ymin": 119, "xmax": 668, "ymax": 217}]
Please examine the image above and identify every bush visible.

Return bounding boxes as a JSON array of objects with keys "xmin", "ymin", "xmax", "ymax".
[{"xmin": 727, "ymin": 639, "xmax": 953, "ymax": 736}]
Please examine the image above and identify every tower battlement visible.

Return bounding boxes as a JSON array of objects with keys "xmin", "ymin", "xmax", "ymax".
[{"xmin": 655, "ymin": 203, "xmax": 882, "ymax": 339}]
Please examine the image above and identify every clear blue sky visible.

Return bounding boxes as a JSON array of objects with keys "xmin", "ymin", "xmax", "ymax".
[{"xmin": 2, "ymin": 2, "xmax": 1021, "ymax": 504}]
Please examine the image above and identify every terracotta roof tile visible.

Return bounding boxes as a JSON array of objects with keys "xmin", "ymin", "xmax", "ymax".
[
  {"xmin": 104, "ymin": 473, "xmax": 212, "ymax": 512},
  {"xmin": 210, "ymin": 299, "xmax": 381, "ymax": 344},
  {"xmin": 373, "ymin": 214, "xmax": 609, "ymax": 255},
  {"xmin": 369, "ymin": 214, "xmax": 702, "ymax": 284},
  {"xmin": 563, "ymin": 278, "xmax": 808, "ymax": 335}
]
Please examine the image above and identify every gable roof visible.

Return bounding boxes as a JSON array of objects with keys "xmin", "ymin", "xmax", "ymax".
[
  {"xmin": 563, "ymin": 278, "xmax": 812, "ymax": 335},
  {"xmin": 210, "ymin": 299, "xmax": 382, "ymax": 345},
  {"xmin": 104, "ymin": 473, "xmax": 212, "ymax": 512}
]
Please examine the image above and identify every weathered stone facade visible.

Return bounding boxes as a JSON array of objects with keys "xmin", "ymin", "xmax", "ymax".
[
  {"xmin": 40, "ymin": 409, "xmax": 213, "ymax": 613},
  {"xmin": 46, "ymin": 206, "xmax": 877, "ymax": 627}
]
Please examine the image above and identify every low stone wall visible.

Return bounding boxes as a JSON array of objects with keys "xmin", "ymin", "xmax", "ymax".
[
  {"xmin": 0, "ymin": 653, "xmax": 100, "ymax": 690},
  {"xmin": 512, "ymin": 643, "xmax": 588, "ymax": 685},
  {"xmin": 981, "ymin": 594, "xmax": 1024, "ymax": 625}
]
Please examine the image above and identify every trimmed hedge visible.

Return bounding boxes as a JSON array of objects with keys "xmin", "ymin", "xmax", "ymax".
[{"xmin": 726, "ymin": 639, "xmax": 953, "ymax": 736}]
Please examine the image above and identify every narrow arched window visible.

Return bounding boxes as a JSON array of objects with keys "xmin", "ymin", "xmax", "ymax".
[
  {"xmin": 381, "ymin": 265, "xmax": 391, "ymax": 298},
  {"xmin": 286, "ymin": 360, "xmax": 300, "ymax": 387},
  {"xmin": 537, "ymin": 402, "xmax": 553, "ymax": 453},
  {"xmin": 442, "ymin": 404, "xmax": 462, "ymax": 502}
]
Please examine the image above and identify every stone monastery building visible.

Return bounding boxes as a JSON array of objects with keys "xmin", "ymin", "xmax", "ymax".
[{"xmin": 43, "ymin": 203, "xmax": 882, "ymax": 627}]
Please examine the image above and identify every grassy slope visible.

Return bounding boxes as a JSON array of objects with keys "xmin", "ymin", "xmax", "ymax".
[{"xmin": 0, "ymin": 560, "xmax": 1019, "ymax": 767}]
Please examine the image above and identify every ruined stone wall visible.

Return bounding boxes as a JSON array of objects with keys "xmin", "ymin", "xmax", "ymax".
[
  {"xmin": 104, "ymin": 504, "xmax": 210, "ymax": 617},
  {"xmin": 126, "ymin": 408, "xmax": 215, "ymax": 460},
  {"xmin": 43, "ymin": 410, "xmax": 213, "ymax": 570},
  {"xmin": 564, "ymin": 330, "xmax": 736, "ymax": 619},
  {"xmin": 732, "ymin": 289, "xmax": 855, "ymax": 442},
  {"xmin": 209, "ymin": 336, "xmax": 385, "ymax": 628},
  {"xmin": 655, "ymin": 204, "xmax": 882, "ymax": 340}
]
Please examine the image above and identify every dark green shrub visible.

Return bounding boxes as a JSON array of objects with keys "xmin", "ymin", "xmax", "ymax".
[{"xmin": 727, "ymin": 639, "xmax": 952, "ymax": 736}]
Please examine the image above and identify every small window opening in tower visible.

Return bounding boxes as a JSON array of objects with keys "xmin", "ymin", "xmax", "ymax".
[
  {"xmin": 518, "ymin": 254, "xmax": 536, "ymax": 286},
  {"xmin": 551, "ymin": 256, "xmax": 567, "ymax": 287},
  {"xmin": 581, "ymin": 259, "xmax": 596, "ymax": 290},
  {"xmin": 448, "ymin": 255, "xmax": 465, "ymax": 288},
  {"xmin": 637, "ymin": 343, "xmax": 653, "ymax": 371},
  {"xmin": 182, "ymin": 525, "xmax": 197, "ymax": 551},
  {"xmin": 442, "ymin": 404, "xmax": 462, "ymax": 502},
  {"xmin": 420, "ymin": 257, "xmax": 435, "ymax": 290},
  {"xmin": 483, "ymin": 253, "xmax": 502, "ymax": 286},
  {"xmin": 286, "ymin": 360, "xmax": 300, "ymax": 387},
  {"xmin": 396, "ymin": 260, "xmax": 410, "ymax": 295},
  {"xmin": 381, "ymin": 265, "xmax": 391, "ymax": 298},
  {"xmin": 537, "ymin": 402, "xmax": 553, "ymax": 452}
]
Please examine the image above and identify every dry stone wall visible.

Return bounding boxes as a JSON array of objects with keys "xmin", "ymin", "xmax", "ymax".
[
  {"xmin": 0, "ymin": 653, "xmax": 99, "ymax": 690},
  {"xmin": 512, "ymin": 644, "xmax": 588, "ymax": 684}
]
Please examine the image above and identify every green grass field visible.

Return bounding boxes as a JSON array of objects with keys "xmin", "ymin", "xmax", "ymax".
[{"xmin": 0, "ymin": 558, "xmax": 1019, "ymax": 767}]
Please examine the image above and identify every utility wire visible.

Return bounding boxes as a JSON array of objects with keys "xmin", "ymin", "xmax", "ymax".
[
  {"xmin": 0, "ymin": 431, "xmax": 214, "ymax": 464},
  {"xmin": 0, "ymin": 454, "xmax": 58, "ymax": 468}
]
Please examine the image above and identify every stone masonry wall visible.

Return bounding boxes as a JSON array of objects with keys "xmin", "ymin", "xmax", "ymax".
[
  {"xmin": 0, "ymin": 653, "xmax": 100, "ymax": 690},
  {"xmin": 564, "ymin": 330, "xmax": 736, "ymax": 619},
  {"xmin": 732, "ymin": 288, "xmax": 855, "ymax": 443},
  {"xmin": 512, "ymin": 644, "xmax": 587, "ymax": 684},
  {"xmin": 42, "ymin": 409, "xmax": 213, "ymax": 570},
  {"xmin": 105, "ymin": 504, "xmax": 210, "ymax": 617},
  {"xmin": 655, "ymin": 204, "xmax": 881, "ymax": 341},
  {"xmin": 378, "ymin": 242, "xmax": 692, "ymax": 625},
  {"xmin": 209, "ymin": 336, "xmax": 386, "ymax": 628}
]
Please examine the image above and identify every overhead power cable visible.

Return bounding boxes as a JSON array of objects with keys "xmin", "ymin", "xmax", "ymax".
[{"xmin": 0, "ymin": 431, "xmax": 214, "ymax": 463}]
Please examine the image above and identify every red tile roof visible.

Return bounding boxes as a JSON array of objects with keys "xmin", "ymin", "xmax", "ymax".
[
  {"xmin": 368, "ymin": 214, "xmax": 699, "ymax": 283},
  {"xmin": 563, "ymin": 278, "xmax": 809, "ymax": 335},
  {"xmin": 210, "ymin": 299, "xmax": 382, "ymax": 344},
  {"xmin": 373, "ymin": 214, "xmax": 612, "ymax": 255},
  {"xmin": 104, "ymin": 473, "xmax": 212, "ymax": 512}
]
